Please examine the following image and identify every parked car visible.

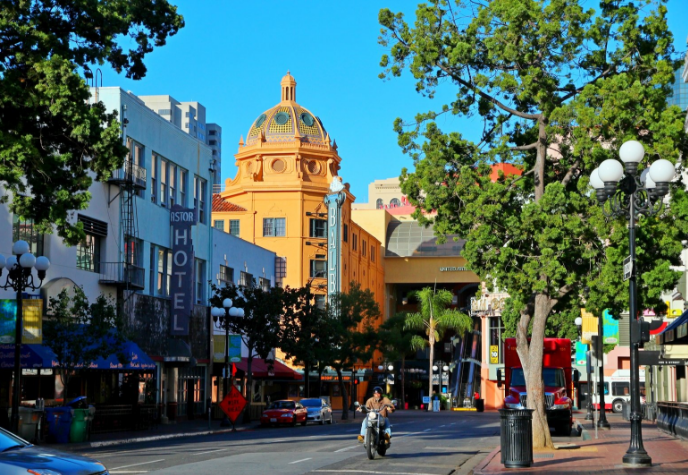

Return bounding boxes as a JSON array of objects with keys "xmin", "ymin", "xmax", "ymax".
[
  {"xmin": 300, "ymin": 398, "xmax": 333, "ymax": 425},
  {"xmin": 0, "ymin": 426, "xmax": 108, "ymax": 474},
  {"xmin": 260, "ymin": 400, "xmax": 307, "ymax": 427}
]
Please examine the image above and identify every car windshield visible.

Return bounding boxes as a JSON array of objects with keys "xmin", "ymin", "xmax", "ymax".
[
  {"xmin": 269, "ymin": 401, "xmax": 295, "ymax": 410},
  {"xmin": 300, "ymin": 399, "xmax": 324, "ymax": 407},
  {"xmin": 0, "ymin": 427, "xmax": 28, "ymax": 451},
  {"xmin": 511, "ymin": 368, "xmax": 566, "ymax": 387}
]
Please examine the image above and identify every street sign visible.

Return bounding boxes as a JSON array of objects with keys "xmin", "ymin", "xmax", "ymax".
[
  {"xmin": 422, "ymin": 396, "xmax": 431, "ymax": 404},
  {"xmin": 623, "ymin": 256, "xmax": 633, "ymax": 281},
  {"xmin": 219, "ymin": 386, "xmax": 247, "ymax": 424},
  {"xmin": 490, "ymin": 345, "xmax": 499, "ymax": 364},
  {"xmin": 658, "ymin": 359, "xmax": 688, "ymax": 366}
]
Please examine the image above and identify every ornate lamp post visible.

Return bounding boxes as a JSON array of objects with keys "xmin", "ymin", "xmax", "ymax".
[
  {"xmin": 432, "ymin": 363, "xmax": 449, "ymax": 396},
  {"xmin": 589, "ymin": 140, "xmax": 676, "ymax": 467},
  {"xmin": 0, "ymin": 240, "xmax": 50, "ymax": 434},
  {"xmin": 378, "ymin": 363, "xmax": 394, "ymax": 396},
  {"xmin": 211, "ymin": 298, "xmax": 244, "ymax": 427}
]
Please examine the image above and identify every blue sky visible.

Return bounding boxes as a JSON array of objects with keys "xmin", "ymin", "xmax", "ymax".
[{"xmin": 99, "ymin": 0, "xmax": 688, "ymax": 204}]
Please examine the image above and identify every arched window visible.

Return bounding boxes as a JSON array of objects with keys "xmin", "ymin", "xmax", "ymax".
[
  {"xmin": 390, "ymin": 198, "xmax": 401, "ymax": 208},
  {"xmin": 376, "ymin": 198, "xmax": 383, "ymax": 209}
]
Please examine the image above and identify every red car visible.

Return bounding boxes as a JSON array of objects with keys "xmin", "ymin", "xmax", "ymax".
[{"xmin": 260, "ymin": 400, "xmax": 307, "ymax": 427}]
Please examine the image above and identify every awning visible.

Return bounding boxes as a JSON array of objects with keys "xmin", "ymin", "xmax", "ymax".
[
  {"xmin": 0, "ymin": 344, "xmax": 57, "ymax": 369},
  {"xmin": 90, "ymin": 340, "xmax": 156, "ymax": 370},
  {"xmin": 658, "ymin": 310, "xmax": 688, "ymax": 345},
  {"xmin": 234, "ymin": 358, "xmax": 302, "ymax": 380}
]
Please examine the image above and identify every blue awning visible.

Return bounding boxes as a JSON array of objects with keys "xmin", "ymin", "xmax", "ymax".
[
  {"xmin": 0, "ymin": 344, "xmax": 57, "ymax": 369},
  {"xmin": 659, "ymin": 310, "xmax": 688, "ymax": 344},
  {"xmin": 89, "ymin": 340, "xmax": 156, "ymax": 370}
]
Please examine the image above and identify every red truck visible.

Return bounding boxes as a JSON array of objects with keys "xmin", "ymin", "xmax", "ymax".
[{"xmin": 497, "ymin": 338, "xmax": 575, "ymax": 436}]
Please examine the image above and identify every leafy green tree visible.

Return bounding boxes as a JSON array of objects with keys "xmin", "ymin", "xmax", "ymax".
[
  {"xmin": 44, "ymin": 286, "xmax": 128, "ymax": 401},
  {"xmin": 279, "ymin": 285, "xmax": 328, "ymax": 398},
  {"xmin": 379, "ymin": 0, "xmax": 687, "ymax": 447},
  {"xmin": 404, "ymin": 288, "xmax": 472, "ymax": 409},
  {"xmin": 210, "ymin": 281, "xmax": 283, "ymax": 421},
  {"xmin": 321, "ymin": 282, "xmax": 381, "ymax": 420},
  {"xmin": 377, "ymin": 312, "xmax": 416, "ymax": 408},
  {"xmin": 0, "ymin": 0, "xmax": 184, "ymax": 245}
]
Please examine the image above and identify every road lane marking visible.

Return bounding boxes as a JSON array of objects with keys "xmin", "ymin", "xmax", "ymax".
[
  {"xmin": 192, "ymin": 448, "xmax": 228, "ymax": 455},
  {"xmin": 111, "ymin": 459, "xmax": 165, "ymax": 470},
  {"xmin": 334, "ymin": 445, "xmax": 359, "ymax": 452},
  {"xmin": 314, "ymin": 470, "xmax": 437, "ymax": 475},
  {"xmin": 290, "ymin": 457, "xmax": 313, "ymax": 464},
  {"xmin": 423, "ymin": 428, "xmax": 432, "ymax": 432},
  {"xmin": 439, "ymin": 425, "xmax": 446, "ymax": 427}
]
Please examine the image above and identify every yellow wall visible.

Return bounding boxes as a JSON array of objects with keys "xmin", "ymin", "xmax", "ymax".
[{"xmin": 384, "ymin": 256, "xmax": 480, "ymax": 284}]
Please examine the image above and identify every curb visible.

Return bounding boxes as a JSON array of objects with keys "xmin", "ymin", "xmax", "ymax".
[{"xmin": 469, "ymin": 446, "xmax": 500, "ymax": 475}]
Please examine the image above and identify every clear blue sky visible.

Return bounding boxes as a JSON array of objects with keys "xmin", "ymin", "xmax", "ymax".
[{"xmin": 99, "ymin": 0, "xmax": 688, "ymax": 204}]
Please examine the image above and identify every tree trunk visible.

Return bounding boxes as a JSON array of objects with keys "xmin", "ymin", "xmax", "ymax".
[
  {"xmin": 428, "ymin": 332, "xmax": 435, "ymax": 412},
  {"xmin": 337, "ymin": 367, "xmax": 349, "ymax": 420},
  {"xmin": 244, "ymin": 354, "xmax": 254, "ymax": 423},
  {"xmin": 305, "ymin": 362, "xmax": 310, "ymax": 398},
  {"xmin": 534, "ymin": 118, "xmax": 546, "ymax": 201},
  {"xmin": 516, "ymin": 292, "xmax": 554, "ymax": 449},
  {"xmin": 401, "ymin": 356, "xmax": 406, "ymax": 410}
]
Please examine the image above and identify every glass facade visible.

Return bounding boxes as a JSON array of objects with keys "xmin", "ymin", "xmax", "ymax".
[{"xmin": 668, "ymin": 67, "xmax": 688, "ymax": 111}]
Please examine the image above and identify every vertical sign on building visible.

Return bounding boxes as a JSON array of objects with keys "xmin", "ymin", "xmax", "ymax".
[
  {"xmin": 170, "ymin": 204, "xmax": 197, "ymax": 336},
  {"xmin": 324, "ymin": 178, "xmax": 346, "ymax": 302}
]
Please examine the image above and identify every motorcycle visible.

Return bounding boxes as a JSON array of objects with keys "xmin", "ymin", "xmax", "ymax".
[{"xmin": 355, "ymin": 402, "xmax": 392, "ymax": 459}]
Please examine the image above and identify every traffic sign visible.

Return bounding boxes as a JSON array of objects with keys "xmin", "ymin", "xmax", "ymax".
[
  {"xmin": 623, "ymin": 256, "xmax": 633, "ymax": 281},
  {"xmin": 219, "ymin": 386, "xmax": 247, "ymax": 424}
]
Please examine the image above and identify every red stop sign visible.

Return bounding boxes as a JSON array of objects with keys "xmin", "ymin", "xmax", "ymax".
[{"xmin": 219, "ymin": 386, "xmax": 247, "ymax": 424}]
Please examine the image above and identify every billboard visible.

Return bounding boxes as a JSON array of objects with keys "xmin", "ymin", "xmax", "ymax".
[{"xmin": 0, "ymin": 299, "xmax": 43, "ymax": 344}]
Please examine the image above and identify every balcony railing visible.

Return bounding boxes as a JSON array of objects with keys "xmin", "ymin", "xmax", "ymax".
[
  {"xmin": 108, "ymin": 160, "xmax": 147, "ymax": 190},
  {"xmin": 99, "ymin": 262, "xmax": 145, "ymax": 290}
]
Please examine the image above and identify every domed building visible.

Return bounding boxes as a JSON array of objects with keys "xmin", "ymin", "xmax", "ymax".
[{"xmin": 212, "ymin": 74, "xmax": 385, "ymax": 406}]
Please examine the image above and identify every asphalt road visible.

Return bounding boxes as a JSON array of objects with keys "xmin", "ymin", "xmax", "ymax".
[{"xmin": 71, "ymin": 410, "xmax": 578, "ymax": 475}]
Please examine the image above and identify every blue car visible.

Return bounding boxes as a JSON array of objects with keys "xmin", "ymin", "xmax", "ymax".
[{"xmin": 0, "ymin": 426, "xmax": 107, "ymax": 474}]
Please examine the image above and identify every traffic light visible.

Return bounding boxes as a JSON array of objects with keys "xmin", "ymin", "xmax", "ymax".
[
  {"xmin": 591, "ymin": 335, "xmax": 601, "ymax": 361},
  {"xmin": 638, "ymin": 318, "xmax": 650, "ymax": 348}
]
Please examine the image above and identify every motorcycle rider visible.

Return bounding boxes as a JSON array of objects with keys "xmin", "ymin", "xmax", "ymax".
[{"xmin": 357, "ymin": 386, "xmax": 394, "ymax": 443}]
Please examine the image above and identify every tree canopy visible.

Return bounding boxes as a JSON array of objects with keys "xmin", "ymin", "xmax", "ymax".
[
  {"xmin": 379, "ymin": 0, "xmax": 688, "ymax": 448},
  {"xmin": 0, "ymin": 0, "xmax": 184, "ymax": 244}
]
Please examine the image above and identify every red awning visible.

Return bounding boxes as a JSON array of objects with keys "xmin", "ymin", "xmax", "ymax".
[{"xmin": 234, "ymin": 358, "xmax": 302, "ymax": 380}]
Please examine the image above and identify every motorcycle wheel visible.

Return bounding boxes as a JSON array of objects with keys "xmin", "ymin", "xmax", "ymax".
[
  {"xmin": 378, "ymin": 445, "xmax": 387, "ymax": 457},
  {"xmin": 366, "ymin": 427, "xmax": 376, "ymax": 460}
]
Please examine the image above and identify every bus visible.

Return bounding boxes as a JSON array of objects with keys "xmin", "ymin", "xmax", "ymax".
[{"xmin": 591, "ymin": 369, "xmax": 645, "ymax": 413}]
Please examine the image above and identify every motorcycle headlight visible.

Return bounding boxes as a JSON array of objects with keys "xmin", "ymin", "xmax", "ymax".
[
  {"xmin": 368, "ymin": 412, "xmax": 377, "ymax": 420},
  {"xmin": 281, "ymin": 413, "xmax": 292, "ymax": 418}
]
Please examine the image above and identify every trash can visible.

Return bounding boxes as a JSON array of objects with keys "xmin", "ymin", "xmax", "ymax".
[
  {"xmin": 18, "ymin": 407, "xmax": 42, "ymax": 443},
  {"xmin": 476, "ymin": 399, "xmax": 485, "ymax": 412},
  {"xmin": 499, "ymin": 408, "xmax": 534, "ymax": 468},
  {"xmin": 70, "ymin": 409, "xmax": 90, "ymax": 443},
  {"xmin": 45, "ymin": 407, "xmax": 73, "ymax": 444}
]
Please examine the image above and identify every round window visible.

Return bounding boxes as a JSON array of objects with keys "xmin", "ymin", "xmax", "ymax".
[
  {"xmin": 272, "ymin": 159, "xmax": 286, "ymax": 172},
  {"xmin": 274, "ymin": 112, "xmax": 290, "ymax": 125},
  {"xmin": 255, "ymin": 114, "xmax": 267, "ymax": 127},
  {"xmin": 301, "ymin": 112, "xmax": 315, "ymax": 127}
]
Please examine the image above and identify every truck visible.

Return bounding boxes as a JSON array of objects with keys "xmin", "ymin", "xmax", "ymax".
[{"xmin": 497, "ymin": 337, "xmax": 576, "ymax": 436}]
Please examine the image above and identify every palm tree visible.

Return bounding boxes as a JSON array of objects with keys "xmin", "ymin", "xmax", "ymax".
[{"xmin": 404, "ymin": 287, "xmax": 472, "ymax": 410}]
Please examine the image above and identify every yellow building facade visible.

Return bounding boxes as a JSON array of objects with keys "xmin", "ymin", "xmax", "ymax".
[{"xmin": 211, "ymin": 72, "xmax": 384, "ymax": 329}]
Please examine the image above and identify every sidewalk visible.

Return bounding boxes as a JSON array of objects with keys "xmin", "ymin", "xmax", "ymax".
[
  {"xmin": 473, "ymin": 414, "xmax": 688, "ymax": 474},
  {"xmin": 45, "ymin": 409, "xmax": 358, "ymax": 451}
]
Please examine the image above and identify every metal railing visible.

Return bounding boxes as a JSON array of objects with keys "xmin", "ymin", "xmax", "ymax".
[
  {"xmin": 109, "ymin": 160, "xmax": 147, "ymax": 190},
  {"xmin": 90, "ymin": 404, "xmax": 158, "ymax": 434},
  {"xmin": 99, "ymin": 262, "xmax": 145, "ymax": 289},
  {"xmin": 656, "ymin": 402, "xmax": 688, "ymax": 440}
]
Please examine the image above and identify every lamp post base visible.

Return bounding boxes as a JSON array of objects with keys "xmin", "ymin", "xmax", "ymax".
[
  {"xmin": 220, "ymin": 416, "xmax": 232, "ymax": 427},
  {"xmin": 622, "ymin": 452, "xmax": 652, "ymax": 468},
  {"xmin": 597, "ymin": 419, "xmax": 611, "ymax": 429}
]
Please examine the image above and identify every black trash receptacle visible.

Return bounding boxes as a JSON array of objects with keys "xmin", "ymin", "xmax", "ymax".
[
  {"xmin": 475, "ymin": 399, "xmax": 484, "ymax": 412},
  {"xmin": 499, "ymin": 408, "xmax": 534, "ymax": 468}
]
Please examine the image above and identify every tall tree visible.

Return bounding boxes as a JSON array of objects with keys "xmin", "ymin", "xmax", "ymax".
[
  {"xmin": 44, "ymin": 287, "xmax": 128, "ymax": 401},
  {"xmin": 210, "ymin": 281, "xmax": 283, "ymax": 421},
  {"xmin": 0, "ymin": 0, "xmax": 184, "ymax": 245},
  {"xmin": 321, "ymin": 282, "xmax": 381, "ymax": 420},
  {"xmin": 404, "ymin": 288, "xmax": 472, "ymax": 409},
  {"xmin": 379, "ymin": 0, "xmax": 688, "ymax": 448}
]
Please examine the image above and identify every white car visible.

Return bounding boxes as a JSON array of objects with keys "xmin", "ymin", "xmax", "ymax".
[{"xmin": 300, "ymin": 398, "xmax": 333, "ymax": 425}]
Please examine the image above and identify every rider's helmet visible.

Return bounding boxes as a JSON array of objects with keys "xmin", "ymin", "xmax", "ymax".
[{"xmin": 373, "ymin": 386, "xmax": 383, "ymax": 395}]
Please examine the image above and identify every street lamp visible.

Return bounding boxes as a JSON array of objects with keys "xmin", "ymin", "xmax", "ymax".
[
  {"xmin": 432, "ymin": 363, "xmax": 449, "ymax": 396},
  {"xmin": 589, "ymin": 140, "xmax": 675, "ymax": 468},
  {"xmin": 0, "ymin": 240, "xmax": 50, "ymax": 434},
  {"xmin": 574, "ymin": 317, "xmax": 594, "ymax": 421},
  {"xmin": 211, "ymin": 298, "xmax": 245, "ymax": 427}
]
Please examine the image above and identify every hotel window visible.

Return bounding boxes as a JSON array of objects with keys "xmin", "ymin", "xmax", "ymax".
[
  {"xmin": 240, "ymin": 271, "xmax": 254, "ymax": 288},
  {"xmin": 160, "ymin": 158, "xmax": 168, "ymax": 206},
  {"xmin": 168, "ymin": 162, "xmax": 177, "ymax": 206},
  {"xmin": 194, "ymin": 176, "xmax": 207, "ymax": 224},
  {"xmin": 229, "ymin": 220, "xmax": 240, "ymax": 237},
  {"xmin": 219, "ymin": 265, "xmax": 234, "ymax": 286},
  {"xmin": 390, "ymin": 198, "xmax": 401, "ymax": 208},
  {"xmin": 76, "ymin": 215, "xmax": 106, "ymax": 273},
  {"xmin": 376, "ymin": 198, "xmax": 383, "ymax": 209},
  {"xmin": 309, "ymin": 218, "xmax": 327, "ymax": 238},
  {"xmin": 259, "ymin": 277, "xmax": 270, "ymax": 292},
  {"xmin": 126, "ymin": 138, "xmax": 145, "ymax": 197},
  {"xmin": 214, "ymin": 220, "xmax": 225, "ymax": 231},
  {"xmin": 263, "ymin": 218, "xmax": 286, "ymax": 237},
  {"xmin": 12, "ymin": 216, "xmax": 44, "ymax": 256},
  {"xmin": 343, "ymin": 224, "xmax": 348, "ymax": 242},
  {"xmin": 310, "ymin": 260, "xmax": 327, "ymax": 278},
  {"xmin": 179, "ymin": 169, "xmax": 187, "ymax": 207},
  {"xmin": 362, "ymin": 240, "xmax": 367, "ymax": 257},
  {"xmin": 156, "ymin": 247, "xmax": 172, "ymax": 297},
  {"xmin": 195, "ymin": 259, "xmax": 206, "ymax": 303},
  {"xmin": 150, "ymin": 154, "xmax": 158, "ymax": 203},
  {"xmin": 352, "ymin": 233, "xmax": 358, "ymax": 251},
  {"xmin": 314, "ymin": 295, "xmax": 326, "ymax": 310}
]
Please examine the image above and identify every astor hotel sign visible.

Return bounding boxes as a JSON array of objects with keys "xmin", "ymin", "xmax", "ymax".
[{"xmin": 170, "ymin": 205, "xmax": 197, "ymax": 336}]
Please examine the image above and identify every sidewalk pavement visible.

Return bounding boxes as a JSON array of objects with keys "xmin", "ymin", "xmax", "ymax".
[
  {"xmin": 473, "ymin": 413, "xmax": 688, "ymax": 474},
  {"xmin": 45, "ymin": 409, "xmax": 359, "ymax": 451}
]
